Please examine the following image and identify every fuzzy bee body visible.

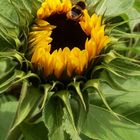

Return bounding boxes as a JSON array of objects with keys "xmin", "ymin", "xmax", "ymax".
[{"xmin": 67, "ymin": 1, "xmax": 86, "ymax": 21}]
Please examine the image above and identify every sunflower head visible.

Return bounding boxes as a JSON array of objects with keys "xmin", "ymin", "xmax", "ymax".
[{"xmin": 29, "ymin": 0, "xmax": 110, "ymax": 79}]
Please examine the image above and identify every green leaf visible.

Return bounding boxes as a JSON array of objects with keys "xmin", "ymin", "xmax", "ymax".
[
  {"xmin": 55, "ymin": 90, "xmax": 81, "ymax": 140},
  {"xmin": 0, "ymin": 51, "xmax": 24, "ymax": 65},
  {"xmin": 121, "ymin": 0, "xmax": 140, "ymax": 31},
  {"xmin": 0, "ymin": 57, "xmax": 17, "ymax": 94},
  {"xmin": 98, "ymin": 71, "xmax": 129, "ymax": 91},
  {"xmin": 84, "ymin": 79, "xmax": 118, "ymax": 118},
  {"xmin": 43, "ymin": 97, "xmax": 65, "ymax": 140},
  {"xmin": 87, "ymin": 0, "xmax": 135, "ymax": 17},
  {"xmin": 43, "ymin": 90, "xmax": 81, "ymax": 140},
  {"xmin": 82, "ymin": 105, "xmax": 140, "ymax": 140},
  {"xmin": 113, "ymin": 43, "xmax": 140, "ymax": 55},
  {"xmin": 0, "ymin": 0, "xmax": 41, "ymax": 50},
  {"xmin": 87, "ymin": 49, "xmax": 140, "ymax": 124},
  {"xmin": 125, "ymin": 7, "xmax": 140, "ymax": 31},
  {"xmin": 134, "ymin": 0, "xmax": 140, "ymax": 13},
  {"xmin": 40, "ymin": 82, "xmax": 58, "ymax": 110},
  {"xmin": 9, "ymin": 81, "xmax": 41, "ymax": 132},
  {"xmin": 70, "ymin": 92, "xmax": 89, "ymax": 134},
  {"xmin": 20, "ymin": 121, "xmax": 48, "ymax": 140},
  {"xmin": 62, "ymin": 107, "xmax": 81, "ymax": 140},
  {"xmin": 55, "ymin": 90, "xmax": 74, "ymax": 124},
  {"xmin": 0, "ymin": 95, "xmax": 17, "ymax": 106},
  {"xmin": 0, "ymin": 51, "xmax": 39, "ymax": 94},
  {"xmin": 90, "ymin": 51, "xmax": 140, "ymax": 92},
  {"xmin": 89, "ymin": 76, "xmax": 140, "ymax": 124},
  {"xmin": 0, "ymin": 38, "xmax": 14, "ymax": 51},
  {"xmin": 107, "ymin": 60, "xmax": 140, "ymax": 77},
  {"xmin": 0, "ymin": 70, "xmax": 25, "ymax": 94},
  {"xmin": 69, "ymin": 80, "xmax": 86, "ymax": 110},
  {"xmin": 0, "ymin": 57, "xmax": 16, "ymax": 80},
  {"xmin": 0, "ymin": 101, "xmax": 18, "ymax": 140},
  {"xmin": 80, "ymin": 133, "xmax": 94, "ymax": 140}
]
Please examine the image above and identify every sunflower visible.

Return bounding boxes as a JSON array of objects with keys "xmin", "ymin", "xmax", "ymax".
[
  {"xmin": 1, "ymin": 0, "xmax": 140, "ymax": 139},
  {"xmin": 29, "ymin": 0, "xmax": 110, "ymax": 78}
]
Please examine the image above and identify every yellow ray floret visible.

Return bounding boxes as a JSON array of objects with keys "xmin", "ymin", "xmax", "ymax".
[
  {"xmin": 29, "ymin": 1, "xmax": 110, "ymax": 78},
  {"xmin": 37, "ymin": 0, "xmax": 72, "ymax": 19},
  {"xmin": 80, "ymin": 9, "xmax": 110, "ymax": 60}
]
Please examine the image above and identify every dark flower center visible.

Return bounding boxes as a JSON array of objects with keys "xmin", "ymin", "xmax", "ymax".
[{"xmin": 46, "ymin": 14, "xmax": 88, "ymax": 52}]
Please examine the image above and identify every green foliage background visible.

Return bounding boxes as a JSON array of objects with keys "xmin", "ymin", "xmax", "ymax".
[{"xmin": 0, "ymin": 0, "xmax": 140, "ymax": 140}]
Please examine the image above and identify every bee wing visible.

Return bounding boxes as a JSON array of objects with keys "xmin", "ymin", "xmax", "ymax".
[
  {"xmin": 71, "ymin": 11, "xmax": 80, "ymax": 18},
  {"xmin": 67, "ymin": 11, "xmax": 81, "ymax": 20}
]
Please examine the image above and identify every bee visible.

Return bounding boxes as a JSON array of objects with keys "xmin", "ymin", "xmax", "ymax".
[{"xmin": 66, "ymin": 1, "xmax": 86, "ymax": 21}]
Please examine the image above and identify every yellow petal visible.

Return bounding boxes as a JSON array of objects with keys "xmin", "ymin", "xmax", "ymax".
[
  {"xmin": 77, "ymin": 50, "xmax": 88, "ymax": 74},
  {"xmin": 67, "ymin": 48, "xmax": 81, "ymax": 76},
  {"xmin": 97, "ymin": 36, "xmax": 110, "ymax": 54},
  {"xmin": 63, "ymin": 47, "xmax": 71, "ymax": 65},
  {"xmin": 37, "ymin": 0, "xmax": 72, "ymax": 19},
  {"xmin": 37, "ymin": 8, "xmax": 45, "ymax": 19},
  {"xmin": 85, "ymin": 38, "xmax": 97, "ymax": 61},
  {"xmin": 44, "ymin": 52, "xmax": 53, "ymax": 76},
  {"xmin": 53, "ymin": 50, "xmax": 65, "ymax": 78},
  {"xmin": 95, "ymin": 16, "xmax": 102, "ymax": 30}
]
